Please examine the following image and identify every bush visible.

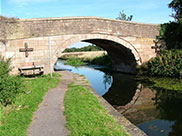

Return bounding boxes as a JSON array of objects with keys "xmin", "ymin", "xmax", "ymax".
[
  {"xmin": 0, "ymin": 55, "xmax": 24, "ymax": 106},
  {"xmin": 64, "ymin": 57, "xmax": 86, "ymax": 66},
  {"xmin": 138, "ymin": 50, "xmax": 182, "ymax": 78},
  {"xmin": 159, "ymin": 23, "xmax": 182, "ymax": 50},
  {"xmin": 0, "ymin": 76, "xmax": 24, "ymax": 106},
  {"xmin": 0, "ymin": 55, "xmax": 11, "ymax": 77},
  {"xmin": 87, "ymin": 55, "xmax": 112, "ymax": 67}
]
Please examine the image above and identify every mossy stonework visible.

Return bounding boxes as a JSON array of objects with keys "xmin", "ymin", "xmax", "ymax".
[{"xmin": 0, "ymin": 17, "xmax": 159, "ymax": 74}]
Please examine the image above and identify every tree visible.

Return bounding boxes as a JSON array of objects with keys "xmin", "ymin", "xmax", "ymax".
[
  {"xmin": 116, "ymin": 10, "xmax": 133, "ymax": 21},
  {"xmin": 156, "ymin": 0, "xmax": 182, "ymax": 50},
  {"xmin": 169, "ymin": 0, "xmax": 182, "ymax": 23}
]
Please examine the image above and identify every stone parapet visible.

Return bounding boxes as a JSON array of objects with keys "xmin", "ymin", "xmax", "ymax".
[
  {"xmin": 0, "ymin": 16, "xmax": 158, "ymax": 75},
  {"xmin": 3, "ymin": 17, "xmax": 159, "ymax": 40}
]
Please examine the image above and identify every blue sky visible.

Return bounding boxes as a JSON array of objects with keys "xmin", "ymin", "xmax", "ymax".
[{"xmin": 1, "ymin": 0, "xmax": 173, "ymax": 24}]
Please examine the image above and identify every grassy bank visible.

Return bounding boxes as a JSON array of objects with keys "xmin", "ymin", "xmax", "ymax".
[
  {"xmin": 85, "ymin": 55, "xmax": 112, "ymax": 67},
  {"xmin": 64, "ymin": 83, "xmax": 128, "ymax": 136},
  {"xmin": 64, "ymin": 58, "xmax": 86, "ymax": 67},
  {"xmin": 148, "ymin": 77, "xmax": 182, "ymax": 91},
  {"xmin": 0, "ymin": 73, "xmax": 60, "ymax": 136},
  {"xmin": 137, "ymin": 76, "xmax": 182, "ymax": 91},
  {"xmin": 63, "ymin": 54, "xmax": 112, "ymax": 67}
]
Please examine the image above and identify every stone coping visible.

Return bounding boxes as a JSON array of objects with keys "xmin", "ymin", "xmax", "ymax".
[{"xmin": 18, "ymin": 16, "xmax": 159, "ymax": 26}]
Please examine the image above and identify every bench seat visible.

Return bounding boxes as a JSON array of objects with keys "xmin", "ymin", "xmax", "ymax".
[{"xmin": 18, "ymin": 63, "xmax": 44, "ymax": 75}]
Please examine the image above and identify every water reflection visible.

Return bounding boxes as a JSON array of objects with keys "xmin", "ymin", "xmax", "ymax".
[
  {"xmin": 103, "ymin": 73, "xmax": 137, "ymax": 107},
  {"xmin": 55, "ymin": 59, "xmax": 112, "ymax": 96},
  {"xmin": 55, "ymin": 59, "xmax": 182, "ymax": 136},
  {"xmin": 152, "ymin": 89, "xmax": 182, "ymax": 136},
  {"xmin": 138, "ymin": 120, "xmax": 174, "ymax": 136},
  {"xmin": 124, "ymin": 86, "xmax": 182, "ymax": 136},
  {"xmin": 103, "ymin": 72, "xmax": 112, "ymax": 90}
]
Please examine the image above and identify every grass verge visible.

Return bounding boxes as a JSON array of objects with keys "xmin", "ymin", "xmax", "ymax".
[
  {"xmin": 148, "ymin": 77, "xmax": 182, "ymax": 91},
  {"xmin": 64, "ymin": 58, "xmax": 86, "ymax": 67},
  {"xmin": 85, "ymin": 55, "xmax": 112, "ymax": 67},
  {"xmin": 0, "ymin": 73, "xmax": 60, "ymax": 136},
  {"xmin": 63, "ymin": 54, "xmax": 112, "ymax": 68},
  {"xmin": 136, "ymin": 76, "xmax": 182, "ymax": 91},
  {"xmin": 64, "ymin": 83, "xmax": 128, "ymax": 136}
]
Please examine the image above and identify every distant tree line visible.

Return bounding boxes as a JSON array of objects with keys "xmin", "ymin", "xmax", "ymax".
[{"xmin": 63, "ymin": 45, "xmax": 104, "ymax": 53}]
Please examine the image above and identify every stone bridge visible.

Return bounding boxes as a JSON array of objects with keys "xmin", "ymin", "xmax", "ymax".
[{"xmin": 0, "ymin": 16, "xmax": 159, "ymax": 74}]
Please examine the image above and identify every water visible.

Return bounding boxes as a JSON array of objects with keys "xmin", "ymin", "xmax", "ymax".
[
  {"xmin": 55, "ymin": 59, "xmax": 182, "ymax": 136},
  {"xmin": 55, "ymin": 60, "xmax": 112, "ymax": 96}
]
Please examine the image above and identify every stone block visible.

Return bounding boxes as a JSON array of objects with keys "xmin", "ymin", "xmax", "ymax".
[{"xmin": 2, "ymin": 17, "xmax": 159, "ymax": 75}]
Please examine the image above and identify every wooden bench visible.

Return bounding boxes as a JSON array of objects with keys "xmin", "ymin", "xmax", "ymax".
[{"xmin": 18, "ymin": 62, "xmax": 44, "ymax": 76}]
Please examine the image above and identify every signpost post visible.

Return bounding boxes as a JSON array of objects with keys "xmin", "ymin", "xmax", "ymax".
[{"xmin": 48, "ymin": 37, "xmax": 53, "ymax": 78}]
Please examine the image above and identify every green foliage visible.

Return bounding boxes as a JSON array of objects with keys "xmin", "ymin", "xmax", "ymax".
[
  {"xmin": 149, "ymin": 77, "xmax": 182, "ymax": 91},
  {"xmin": 64, "ymin": 54, "xmax": 112, "ymax": 68},
  {"xmin": 137, "ymin": 76, "xmax": 182, "ymax": 91},
  {"xmin": 64, "ymin": 58, "xmax": 86, "ymax": 66},
  {"xmin": 0, "ymin": 73, "xmax": 60, "ymax": 136},
  {"xmin": 63, "ymin": 45, "xmax": 103, "ymax": 53},
  {"xmin": 0, "ymin": 76, "xmax": 24, "ymax": 106},
  {"xmin": 156, "ymin": 1, "xmax": 182, "ymax": 50},
  {"xmin": 138, "ymin": 50, "xmax": 182, "ymax": 78},
  {"xmin": 64, "ymin": 83, "xmax": 128, "ymax": 136},
  {"xmin": 169, "ymin": 0, "xmax": 182, "ymax": 23},
  {"xmin": 159, "ymin": 23, "xmax": 182, "ymax": 49},
  {"xmin": 116, "ymin": 10, "xmax": 133, "ymax": 21},
  {"xmin": 0, "ymin": 55, "xmax": 24, "ymax": 106},
  {"xmin": 87, "ymin": 55, "xmax": 112, "ymax": 67},
  {"xmin": 0, "ymin": 55, "xmax": 11, "ymax": 77}
]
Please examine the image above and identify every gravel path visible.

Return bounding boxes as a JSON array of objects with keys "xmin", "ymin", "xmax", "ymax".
[{"xmin": 27, "ymin": 71, "xmax": 73, "ymax": 136}]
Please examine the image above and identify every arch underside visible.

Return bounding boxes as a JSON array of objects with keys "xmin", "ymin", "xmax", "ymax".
[{"xmin": 55, "ymin": 34, "xmax": 142, "ymax": 73}]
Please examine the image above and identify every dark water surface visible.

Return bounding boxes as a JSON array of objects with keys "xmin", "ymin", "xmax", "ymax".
[{"xmin": 55, "ymin": 59, "xmax": 182, "ymax": 136}]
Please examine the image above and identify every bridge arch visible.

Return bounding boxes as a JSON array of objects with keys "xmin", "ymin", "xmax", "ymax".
[{"xmin": 53, "ymin": 34, "xmax": 142, "ymax": 73}]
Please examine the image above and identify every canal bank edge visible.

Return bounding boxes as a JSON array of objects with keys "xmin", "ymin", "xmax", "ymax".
[{"xmin": 70, "ymin": 72, "xmax": 147, "ymax": 136}]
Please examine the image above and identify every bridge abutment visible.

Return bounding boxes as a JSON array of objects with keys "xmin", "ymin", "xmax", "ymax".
[{"xmin": 0, "ymin": 17, "xmax": 158, "ymax": 75}]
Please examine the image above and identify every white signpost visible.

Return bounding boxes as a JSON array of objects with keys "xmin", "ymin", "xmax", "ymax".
[{"xmin": 48, "ymin": 37, "xmax": 53, "ymax": 78}]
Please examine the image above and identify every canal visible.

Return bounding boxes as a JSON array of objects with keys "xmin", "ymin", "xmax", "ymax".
[{"xmin": 55, "ymin": 59, "xmax": 182, "ymax": 136}]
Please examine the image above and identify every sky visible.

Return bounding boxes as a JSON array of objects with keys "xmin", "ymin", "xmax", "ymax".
[
  {"xmin": 0, "ymin": 0, "xmax": 174, "ymax": 48},
  {"xmin": 1, "ymin": 0, "xmax": 173, "ymax": 24}
]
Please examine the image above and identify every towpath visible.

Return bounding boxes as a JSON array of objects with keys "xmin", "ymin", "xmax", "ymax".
[
  {"xmin": 27, "ymin": 71, "xmax": 146, "ymax": 136},
  {"xmin": 27, "ymin": 71, "xmax": 72, "ymax": 136}
]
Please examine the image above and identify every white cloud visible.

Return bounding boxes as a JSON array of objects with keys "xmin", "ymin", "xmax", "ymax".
[{"xmin": 9, "ymin": 0, "xmax": 58, "ymax": 7}]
